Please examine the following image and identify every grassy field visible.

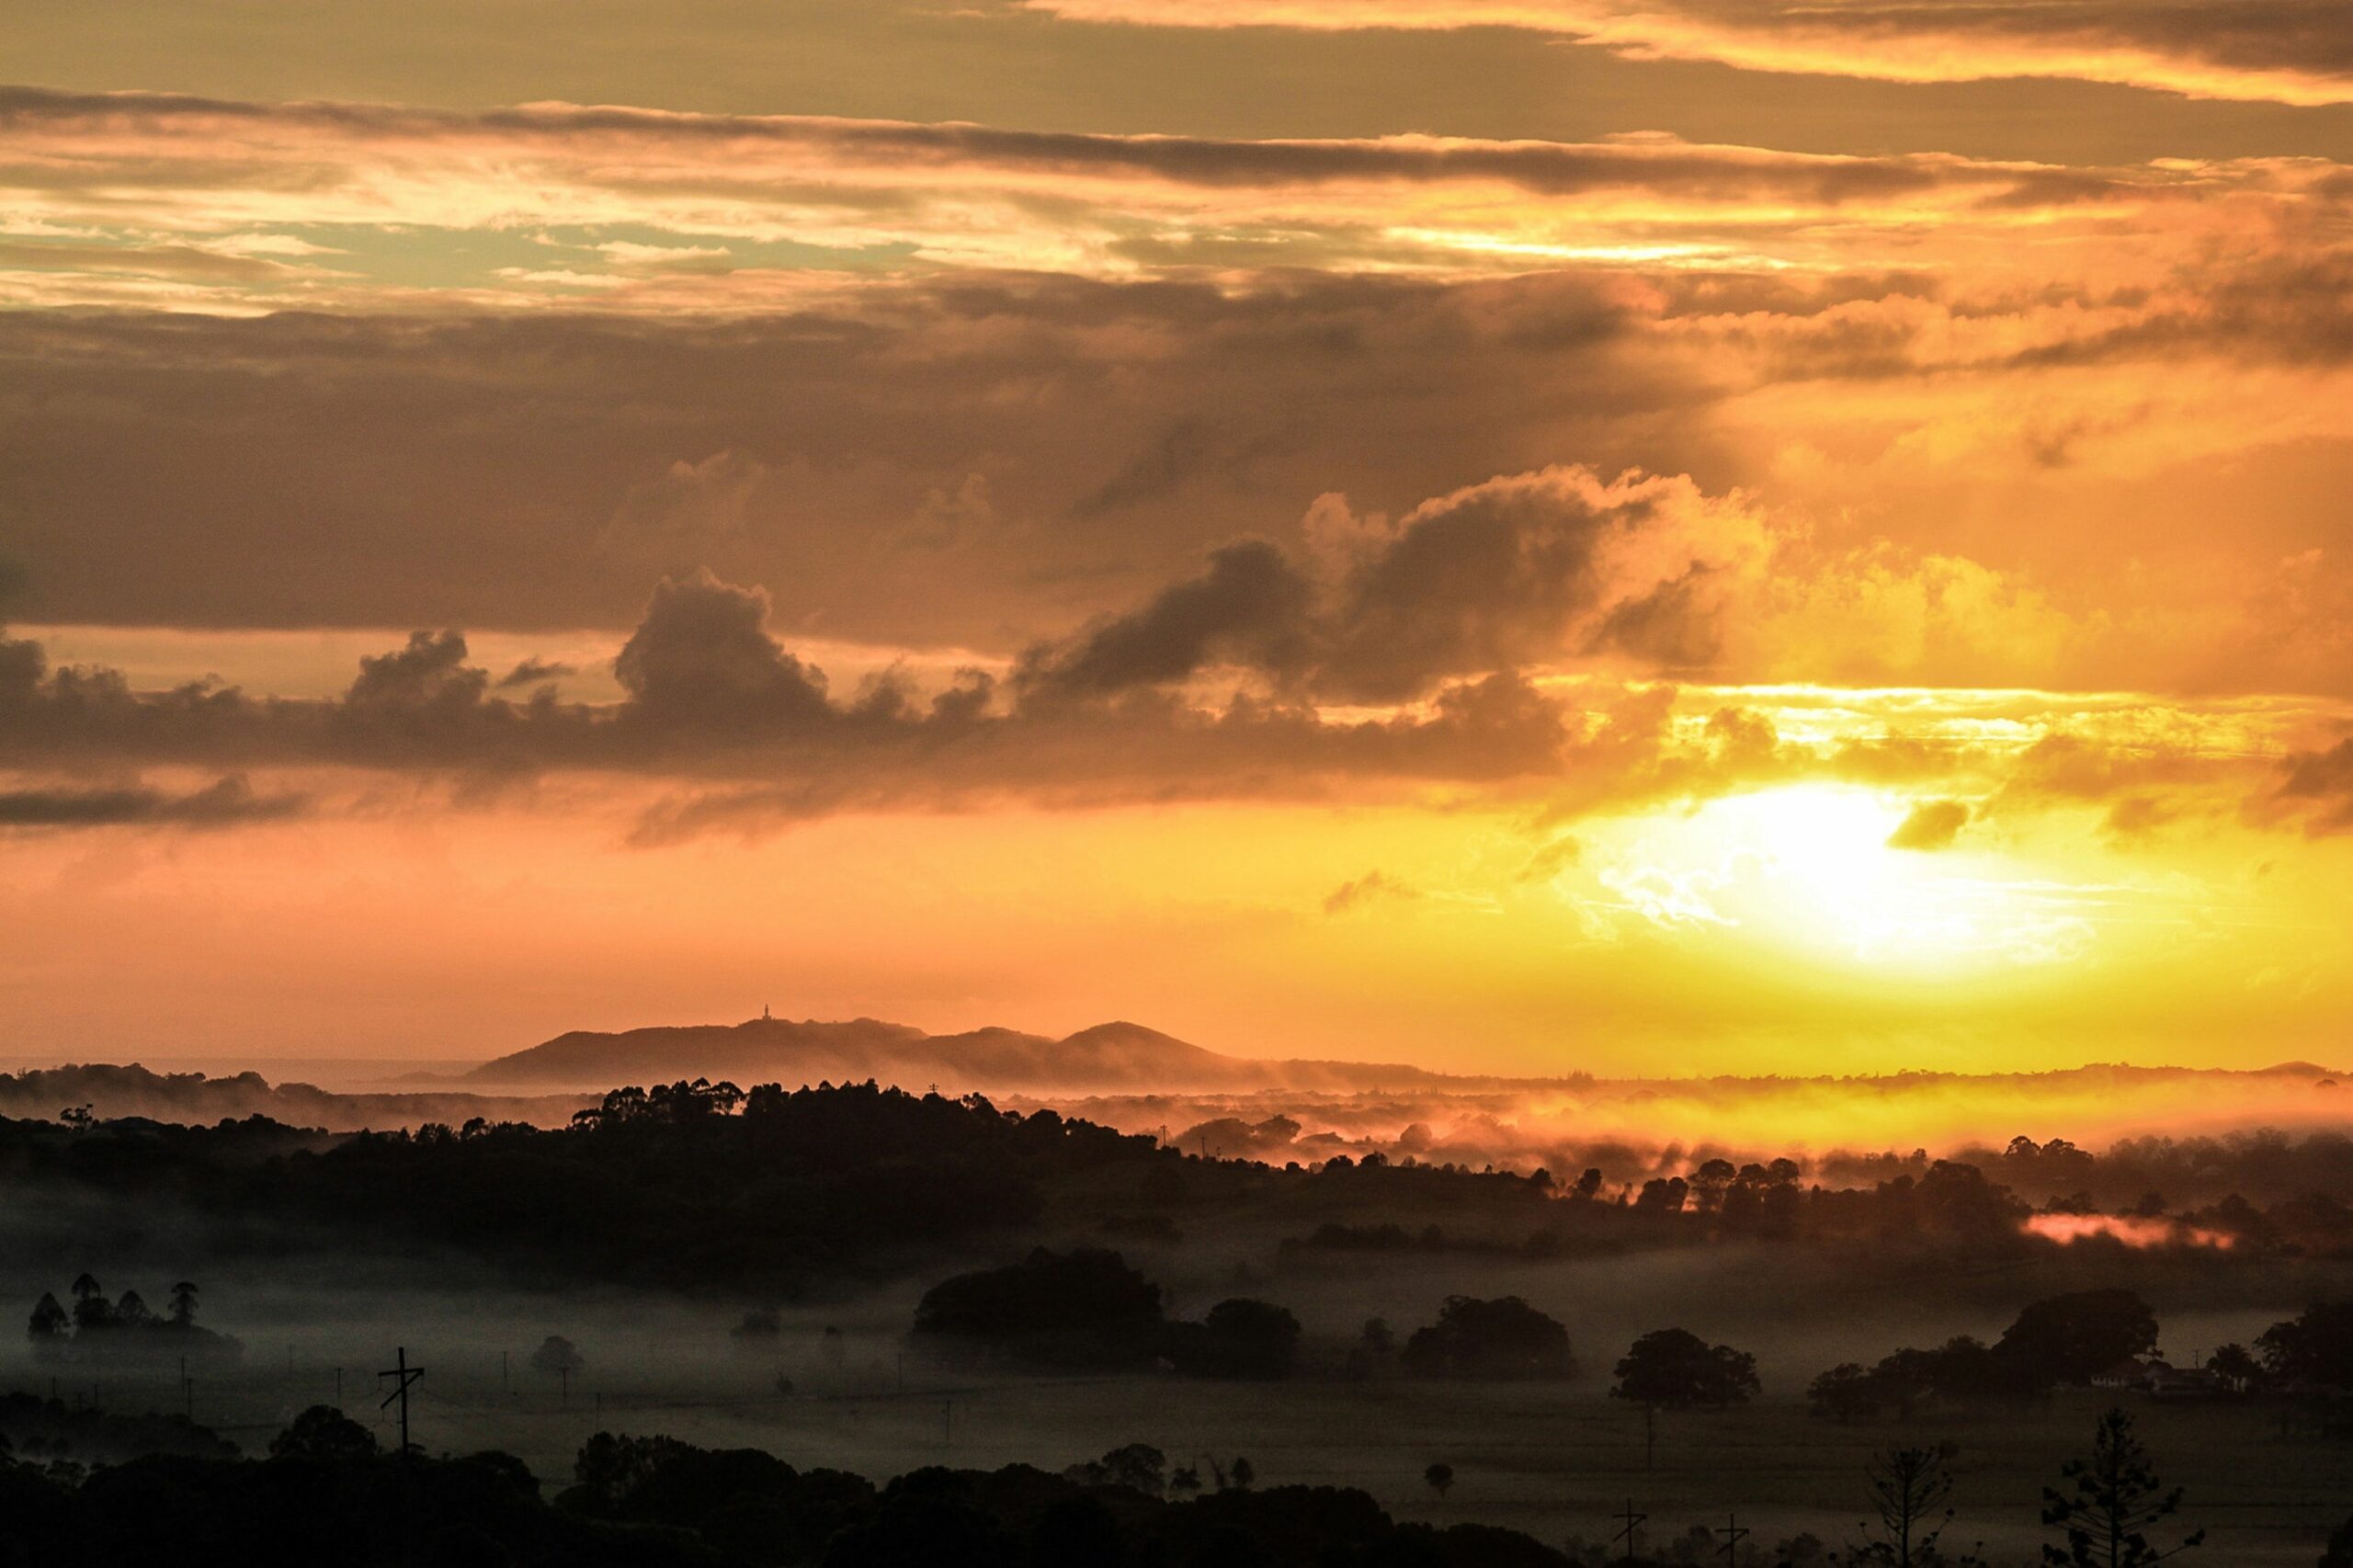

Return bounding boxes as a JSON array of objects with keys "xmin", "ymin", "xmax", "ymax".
[
  {"xmin": 6, "ymin": 1221, "xmax": 2346, "ymax": 1564},
  {"xmin": 9, "ymin": 1320, "xmax": 2338, "ymax": 1565}
]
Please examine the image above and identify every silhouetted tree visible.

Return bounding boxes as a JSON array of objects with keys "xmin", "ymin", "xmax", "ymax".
[
  {"xmin": 2321, "ymin": 1515, "xmax": 2353, "ymax": 1568},
  {"xmin": 1425, "ymin": 1461, "xmax": 1454, "ymax": 1499},
  {"xmin": 1166, "ymin": 1298, "xmax": 1301, "ymax": 1380},
  {"xmin": 114, "ymin": 1290, "xmax": 152, "ymax": 1326},
  {"xmin": 2040, "ymin": 1407, "xmax": 2203, "ymax": 1567},
  {"xmin": 1228, "ymin": 1456, "xmax": 1255, "ymax": 1491},
  {"xmin": 1401, "ymin": 1296, "xmax": 1575, "ymax": 1381},
  {"xmin": 167, "ymin": 1281, "xmax": 198, "ymax": 1327},
  {"xmin": 532, "ymin": 1335, "xmax": 585, "ymax": 1405},
  {"xmin": 1810, "ymin": 1364, "xmax": 1882, "ymax": 1424},
  {"xmin": 1612, "ymin": 1328, "xmax": 1759, "ymax": 1409},
  {"xmin": 913, "ymin": 1247, "xmax": 1165, "ymax": 1369},
  {"xmin": 1997, "ymin": 1290, "xmax": 2158, "ymax": 1388},
  {"xmin": 1846, "ymin": 1443, "xmax": 1968, "ymax": 1567},
  {"xmin": 1065, "ymin": 1442, "xmax": 1167, "ymax": 1495},
  {"xmin": 27, "ymin": 1292, "xmax": 67, "ymax": 1342},
  {"xmin": 2203, "ymin": 1345, "xmax": 2259, "ymax": 1392},
  {"xmin": 1635, "ymin": 1176, "xmax": 1688, "ymax": 1212},
  {"xmin": 68, "ymin": 1274, "xmax": 108, "ymax": 1333},
  {"xmin": 270, "ymin": 1404, "xmax": 379, "ymax": 1461},
  {"xmin": 2256, "ymin": 1301, "xmax": 2353, "ymax": 1390}
]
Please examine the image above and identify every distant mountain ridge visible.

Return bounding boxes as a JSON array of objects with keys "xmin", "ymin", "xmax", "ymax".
[
  {"xmin": 0, "ymin": 1062, "xmax": 589, "ymax": 1132},
  {"xmin": 464, "ymin": 1015, "xmax": 1475, "ymax": 1095}
]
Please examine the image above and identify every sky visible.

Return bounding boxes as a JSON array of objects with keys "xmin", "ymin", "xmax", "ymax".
[{"xmin": 2, "ymin": 1, "xmax": 2351, "ymax": 1073}]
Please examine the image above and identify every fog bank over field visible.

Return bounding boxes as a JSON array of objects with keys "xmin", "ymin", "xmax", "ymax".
[
  {"xmin": 4, "ymin": 1016, "xmax": 2346, "ymax": 1182},
  {"xmin": 1040, "ymin": 1063, "xmax": 2353, "ymax": 1188}
]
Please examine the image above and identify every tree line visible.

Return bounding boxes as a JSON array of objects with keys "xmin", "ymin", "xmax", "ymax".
[
  {"xmin": 0, "ymin": 1393, "xmax": 2280, "ymax": 1567},
  {"xmin": 1807, "ymin": 1290, "xmax": 2353, "ymax": 1423}
]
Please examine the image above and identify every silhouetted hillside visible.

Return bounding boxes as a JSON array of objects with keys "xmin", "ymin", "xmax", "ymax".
[
  {"xmin": 0, "ymin": 1062, "xmax": 589, "ymax": 1131},
  {"xmin": 466, "ymin": 1015, "xmax": 1466, "ymax": 1095}
]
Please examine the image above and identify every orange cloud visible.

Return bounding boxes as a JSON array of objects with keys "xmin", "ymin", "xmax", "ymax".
[{"xmin": 1014, "ymin": 0, "xmax": 2353, "ymax": 107}]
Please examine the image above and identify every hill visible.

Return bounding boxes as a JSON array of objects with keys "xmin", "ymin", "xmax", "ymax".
[
  {"xmin": 0, "ymin": 1062, "xmax": 589, "ymax": 1132},
  {"xmin": 464, "ymin": 1014, "xmax": 1470, "ymax": 1095}
]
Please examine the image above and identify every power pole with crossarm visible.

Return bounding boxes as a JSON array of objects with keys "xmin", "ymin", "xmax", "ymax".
[
  {"xmin": 378, "ymin": 1346, "xmax": 425, "ymax": 1458},
  {"xmin": 1613, "ymin": 1498, "xmax": 1647, "ymax": 1564}
]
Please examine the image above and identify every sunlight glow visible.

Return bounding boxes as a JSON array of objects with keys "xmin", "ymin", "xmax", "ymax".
[{"xmin": 1586, "ymin": 784, "xmax": 2103, "ymax": 975}]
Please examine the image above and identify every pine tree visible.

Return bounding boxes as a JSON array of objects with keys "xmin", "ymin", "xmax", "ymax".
[
  {"xmin": 1843, "ymin": 1444, "xmax": 1970, "ymax": 1567},
  {"xmin": 2041, "ymin": 1407, "xmax": 2203, "ymax": 1567}
]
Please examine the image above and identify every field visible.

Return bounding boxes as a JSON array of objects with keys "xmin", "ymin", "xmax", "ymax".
[{"xmin": 5, "ymin": 1255, "xmax": 2341, "ymax": 1565}]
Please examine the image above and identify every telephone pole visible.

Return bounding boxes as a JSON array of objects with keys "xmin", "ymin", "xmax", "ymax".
[
  {"xmin": 1715, "ymin": 1512, "xmax": 1749, "ymax": 1566},
  {"xmin": 378, "ymin": 1346, "xmax": 425, "ymax": 1458},
  {"xmin": 1612, "ymin": 1498, "xmax": 1647, "ymax": 1565}
]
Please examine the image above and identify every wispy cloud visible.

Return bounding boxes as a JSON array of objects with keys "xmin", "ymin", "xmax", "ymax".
[{"xmin": 1013, "ymin": 0, "xmax": 2353, "ymax": 107}]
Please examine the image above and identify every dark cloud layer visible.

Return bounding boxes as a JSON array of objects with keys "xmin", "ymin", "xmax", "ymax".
[
  {"xmin": 0, "ymin": 85, "xmax": 2142, "ymax": 208},
  {"xmin": 0, "ymin": 278, "xmax": 1677, "ymax": 644},
  {"xmin": 0, "ymin": 562, "xmax": 1588, "ymax": 834},
  {"xmin": 0, "ymin": 775, "xmax": 301, "ymax": 831},
  {"xmin": 2274, "ymin": 738, "xmax": 2353, "ymax": 834},
  {"xmin": 1020, "ymin": 467, "xmax": 1743, "ymax": 702},
  {"xmin": 6, "ymin": 256, "xmax": 2350, "ymax": 682}
]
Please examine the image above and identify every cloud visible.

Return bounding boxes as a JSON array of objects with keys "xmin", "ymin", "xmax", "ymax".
[
  {"xmin": 1518, "ymin": 834, "xmax": 1585, "ymax": 882},
  {"xmin": 0, "ymin": 774, "xmax": 301, "ymax": 831},
  {"xmin": 1886, "ymin": 798, "xmax": 1971, "ymax": 850},
  {"xmin": 2272, "ymin": 738, "xmax": 2353, "ymax": 835},
  {"xmin": 13, "ymin": 261, "xmax": 2353, "ymax": 704},
  {"xmin": 1013, "ymin": 0, "xmax": 2353, "ymax": 106},
  {"xmin": 1322, "ymin": 869, "xmax": 1422, "ymax": 915},
  {"xmin": 1019, "ymin": 466, "xmax": 1767, "ymax": 703},
  {"xmin": 0, "ymin": 568, "xmax": 1595, "ymax": 836},
  {"xmin": 497, "ymin": 658, "xmax": 576, "ymax": 689},
  {"xmin": 347, "ymin": 630, "xmax": 487, "ymax": 710},
  {"xmin": 614, "ymin": 571, "xmax": 834, "ymax": 733},
  {"xmin": 1020, "ymin": 540, "xmax": 1314, "ymax": 699},
  {"xmin": 0, "ymin": 84, "xmax": 2317, "ymax": 312},
  {"xmin": 1, "ymin": 575, "xmax": 2328, "ymax": 847}
]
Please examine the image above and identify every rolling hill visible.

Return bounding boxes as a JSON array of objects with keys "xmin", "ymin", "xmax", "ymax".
[{"xmin": 463, "ymin": 1014, "xmax": 1469, "ymax": 1095}]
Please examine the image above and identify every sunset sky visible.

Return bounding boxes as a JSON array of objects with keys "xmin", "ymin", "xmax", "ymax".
[{"xmin": 3, "ymin": 2, "xmax": 2350, "ymax": 1073}]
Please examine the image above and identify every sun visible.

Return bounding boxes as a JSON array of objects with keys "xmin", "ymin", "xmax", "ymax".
[{"xmin": 1584, "ymin": 783, "xmax": 2098, "ymax": 976}]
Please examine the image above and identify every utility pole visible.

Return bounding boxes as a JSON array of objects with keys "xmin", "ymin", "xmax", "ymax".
[
  {"xmin": 378, "ymin": 1346, "xmax": 425, "ymax": 1459},
  {"xmin": 1715, "ymin": 1512, "xmax": 1748, "ymax": 1566},
  {"xmin": 1612, "ymin": 1498, "xmax": 1647, "ymax": 1565}
]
